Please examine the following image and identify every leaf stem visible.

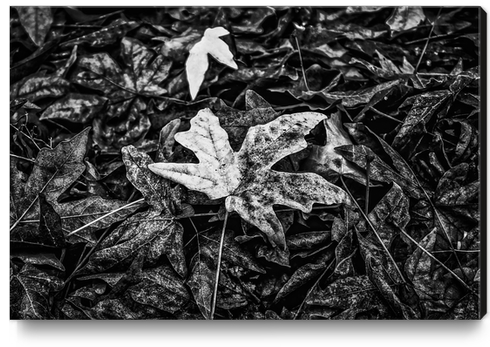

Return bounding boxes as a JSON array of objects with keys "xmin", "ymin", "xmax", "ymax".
[
  {"xmin": 66, "ymin": 198, "xmax": 144, "ymax": 236},
  {"xmin": 210, "ymin": 209, "xmax": 229, "ymax": 320}
]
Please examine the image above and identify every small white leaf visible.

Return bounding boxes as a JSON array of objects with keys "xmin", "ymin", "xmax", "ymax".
[{"xmin": 185, "ymin": 27, "xmax": 238, "ymax": 100}]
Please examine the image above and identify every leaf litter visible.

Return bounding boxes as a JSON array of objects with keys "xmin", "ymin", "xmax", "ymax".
[{"xmin": 9, "ymin": 6, "xmax": 483, "ymax": 320}]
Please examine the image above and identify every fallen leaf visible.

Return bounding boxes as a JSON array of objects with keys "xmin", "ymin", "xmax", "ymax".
[
  {"xmin": 386, "ymin": 7, "xmax": 425, "ymax": 33},
  {"xmin": 11, "ymin": 72, "xmax": 70, "ymax": 102},
  {"xmin": 185, "ymin": 27, "xmax": 238, "ymax": 100},
  {"xmin": 304, "ymin": 111, "xmax": 366, "ymax": 183},
  {"xmin": 10, "ymin": 128, "xmax": 141, "ymax": 244},
  {"xmin": 60, "ymin": 18, "xmax": 139, "ymax": 48},
  {"xmin": 10, "ymin": 252, "xmax": 65, "ymax": 272},
  {"xmin": 392, "ymin": 90, "xmax": 452, "ymax": 153},
  {"xmin": 10, "ymin": 263, "xmax": 63, "ymax": 319},
  {"xmin": 126, "ymin": 265, "xmax": 190, "ymax": 314},
  {"xmin": 149, "ymin": 108, "xmax": 349, "ymax": 249},
  {"xmin": 82, "ymin": 210, "xmax": 186, "ymax": 278},
  {"xmin": 40, "ymin": 93, "xmax": 108, "ymax": 124},
  {"xmin": 16, "ymin": 7, "xmax": 53, "ymax": 47}
]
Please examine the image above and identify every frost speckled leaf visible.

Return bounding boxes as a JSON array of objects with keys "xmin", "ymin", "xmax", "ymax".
[{"xmin": 149, "ymin": 108, "xmax": 349, "ymax": 249}]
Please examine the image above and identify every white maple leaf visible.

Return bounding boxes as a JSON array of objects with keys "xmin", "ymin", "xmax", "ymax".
[
  {"xmin": 149, "ymin": 108, "xmax": 350, "ymax": 249},
  {"xmin": 185, "ymin": 27, "xmax": 238, "ymax": 100}
]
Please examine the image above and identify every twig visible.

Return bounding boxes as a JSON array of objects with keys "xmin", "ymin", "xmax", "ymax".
[
  {"xmin": 415, "ymin": 8, "xmax": 442, "ymax": 72},
  {"xmin": 66, "ymin": 198, "xmax": 144, "ymax": 236},
  {"xmin": 293, "ymin": 257, "xmax": 336, "ymax": 320},
  {"xmin": 365, "ymin": 156, "xmax": 371, "ymax": 215},
  {"xmin": 10, "ymin": 153, "xmax": 35, "ymax": 163},
  {"xmin": 369, "ymin": 107, "xmax": 403, "ymax": 123},
  {"xmin": 294, "ymin": 35, "xmax": 310, "ymax": 92},
  {"xmin": 339, "ymin": 175, "xmax": 406, "ymax": 283},
  {"xmin": 210, "ymin": 210, "xmax": 229, "ymax": 320},
  {"xmin": 398, "ymin": 227, "xmax": 474, "ymax": 293}
]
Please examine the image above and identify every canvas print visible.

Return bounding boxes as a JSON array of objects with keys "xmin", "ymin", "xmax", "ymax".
[{"xmin": 10, "ymin": 6, "xmax": 485, "ymax": 320}]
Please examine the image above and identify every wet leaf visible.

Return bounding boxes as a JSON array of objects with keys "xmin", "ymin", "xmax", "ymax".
[
  {"xmin": 16, "ymin": 7, "xmax": 53, "ymax": 47},
  {"xmin": 185, "ymin": 27, "xmax": 238, "ymax": 99},
  {"xmin": 274, "ymin": 250, "xmax": 334, "ymax": 303},
  {"xmin": 322, "ymin": 79, "xmax": 401, "ymax": 107},
  {"xmin": 83, "ymin": 210, "xmax": 186, "ymax": 277},
  {"xmin": 10, "ymin": 128, "xmax": 141, "ymax": 244},
  {"xmin": 10, "ymin": 263, "xmax": 63, "ymax": 319},
  {"xmin": 122, "ymin": 145, "xmax": 173, "ymax": 213},
  {"xmin": 12, "ymin": 73, "xmax": 70, "ymax": 102},
  {"xmin": 386, "ymin": 7, "xmax": 425, "ymax": 33},
  {"xmin": 304, "ymin": 111, "xmax": 366, "ymax": 183},
  {"xmin": 305, "ymin": 275, "xmax": 388, "ymax": 319},
  {"xmin": 335, "ymin": 144, "xmax": 423, "ymax": 199},
  {"xmin": 10, "ymin": 252, "xmax": 65, "ymax": 272},
  {"xmin": 40, "ymin": 93, "xmax": 108, "ymax": 124},
  {"xmin": 61, "ymin": 19, "xmax": 139, "ymax": 48},
  {"xmin": 150, "ymin": 109, "xmax": 349, "ymax": 249},
  {"xmin": 392, "ymin": 90, "xmax": 452, "ymax": 152},
  {"xmin": 287, "ymin": 231, "xmax": 331, "ymax": 251},
  {"xmin": 126, "ymin": 265, "xmax": 190, "ymax": 314}
]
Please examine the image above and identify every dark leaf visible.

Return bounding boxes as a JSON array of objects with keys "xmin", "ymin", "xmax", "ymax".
[
  {"xmin": 392, "ymin": 91, "xmax": 452, "ymax": 152},
  {"xmin": 386, "ymin": 6, "xmax": 425, "ymax": 33},
  {"xmin": 10, "ymin": 263, "xmax": 63, "ymax": 319},
  {"xmin": 82, "ymin": 211, "xmax": 187, "ymax": 277},
  {"xmin": 127, "ymin": 265, "xmax": 190, "ymax": 314},
  {"xmin": 122, "ymin": 145, "xmax": 172, "ymax": 213},
  {"xmin": 336, "ymin": 144, "xmax": 423, "ymax": 198},
  {"xmin": 12, "ymin": 73, "xmax": 70, "ymax": 102},
  {"xmin": 10, "ymin": 252, "xmax": 65, "ymax": 271},
  {"xmin": 16, "ymin": 7, "xmax": 53, "ymax": 46},
  {"xmin": 61, "ymin": 19, "xmax": 139, "ymax": 48},
  {"xmin": 40, "ymin": 93, "xmax": 108, "ymax": 124}
]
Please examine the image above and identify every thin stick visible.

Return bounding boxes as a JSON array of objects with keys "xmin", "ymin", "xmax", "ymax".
[
  {"xmin": 294, "ymin": 35, "xmax": 310, "ymax": 91},
  {"xmin": 10, "ymin": 153, "xmax": 35, "ymax": 163},
  {"xmin": 340, "ymin": 175, "xmax": 406, "ymax": 283},
  {"xmin": 210, "ymin": 210, "xmax": 229, "ymax": 320},
  {"xmin": 293, "ymin": 256, "xmax": 338, "ymax": 320},
  {"xmin": 415, "ymin": 8, "xmax": 442, "ymax": 72},
  {"xmin": 398, "ymin": 228, "xmax": 474, "ymax": 293},
  {"xmin": 66, "ymin": 198, "xmax": 144, "ymax": 236},
  {"xmin": 365, "ymin": 157, "xmax": 371, "ymax": 215},
  {"xmin": 369, "ymin": 107, "xmax": 403, "ymax": 123}
]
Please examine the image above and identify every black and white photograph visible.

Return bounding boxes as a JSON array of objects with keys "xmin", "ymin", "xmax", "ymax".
[{"xmin": 9, "ymin": 5, "xmax": 485, "ymax": 321}]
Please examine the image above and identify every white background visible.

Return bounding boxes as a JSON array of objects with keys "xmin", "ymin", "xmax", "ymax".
[{"xmin": 3, "ymin": 1, "xmax": 489, "ymax": 346}]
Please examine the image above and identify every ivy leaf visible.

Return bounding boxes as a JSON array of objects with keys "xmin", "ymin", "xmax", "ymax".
[
  {"xmin": 186, "ymin": 27, "xmax": 238, "ymax": 100},
  {"xmin": 15, "ymin": 7, "xmax": 53, "ymax": 47},
  {"xmin": 149, "ymin": 108, "xmax": 349, "ymax": 249}
]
